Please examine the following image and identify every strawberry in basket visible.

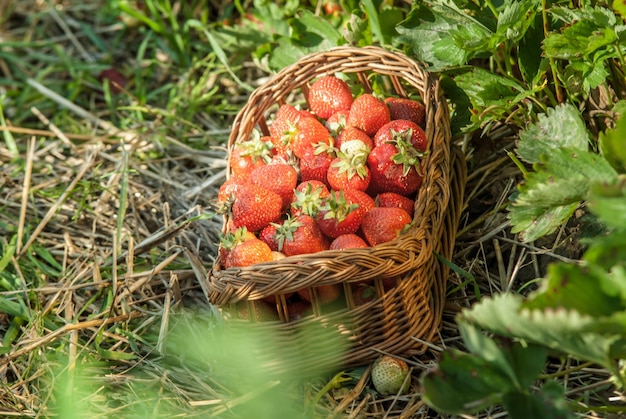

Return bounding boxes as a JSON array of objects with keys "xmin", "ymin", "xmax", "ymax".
[{"xmin": 217, "ymin": 75, "xmax": 429, "ymax": 271}]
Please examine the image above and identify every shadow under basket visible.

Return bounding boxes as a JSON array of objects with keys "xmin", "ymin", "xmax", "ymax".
[{"xmin": 203, "ymin": 46, "xmax": 467, "ymax": 377}]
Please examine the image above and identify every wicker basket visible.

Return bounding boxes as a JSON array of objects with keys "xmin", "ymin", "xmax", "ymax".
[{"xmin": 205, "ymin": 46, "xmax": 466, "ymax": 376}]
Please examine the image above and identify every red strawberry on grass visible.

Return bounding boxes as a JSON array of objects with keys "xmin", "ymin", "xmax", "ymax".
[
  {"xmin": 275, "ymin": 214, "xmax": 330, "ymax": 256},
  {"xmin": 385, "ymin": 97, "xmax": 425, "ymax": 126},
  {"xmin": 231, "ymin": 183, "xmax": 282, "ymax": 232},
  {"xmin": 347, "ymin": 93, "xmax": 390, "ymax": 136},
  {"xmin": 360, "ymin": 207, "xmax": 412, "ymax": 246},
  {"xmin": 308, "ymin": 75, "xmax": 354, "ymax": 119},
  {"xmin": 249, "ymin": 163, "xmax": 298, "ymax": 211}
]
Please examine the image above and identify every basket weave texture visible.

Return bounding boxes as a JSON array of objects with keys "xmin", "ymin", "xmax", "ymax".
[{"xmin": 205, "ymin": 46, "xmax": 466, "ymax": 374}]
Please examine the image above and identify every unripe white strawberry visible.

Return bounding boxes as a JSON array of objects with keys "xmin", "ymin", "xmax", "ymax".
[{"xmin": 371, "ymin": 355, "xmax": 411, "ymax": 396}]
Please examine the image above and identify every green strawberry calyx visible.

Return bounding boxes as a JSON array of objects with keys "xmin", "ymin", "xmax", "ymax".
[
  {"xmin": 331, "ymin": 150, "xmax": 369, "ymax": 180},
  {"xmin": 274, "ymin": 216, "xmax": 303, "ymax": 251},
  {"xmin": 388, "ymin": 128, "xmax": 429, "ymax": 176},
  {"xmin": 291, "ymin": 183, "xmax": 326, "ymax": 217},
  {"xmin": 239, "ymin": 129, "xmax": 274, "ymax": 164},
  {"xmin": 321, "ymin": 190, "xmax": 359, "ymax": 223}
]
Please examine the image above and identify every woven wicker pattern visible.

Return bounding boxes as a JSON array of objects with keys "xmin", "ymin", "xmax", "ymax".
[{"xmin": 205, "ymin": 46, "xmax": 466, "ymax": 374}]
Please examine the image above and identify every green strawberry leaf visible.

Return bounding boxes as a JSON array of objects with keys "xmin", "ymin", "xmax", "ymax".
[
  {"xmin": 513, "ymin": 147, "xmax": 616, "ymax": 208},
  {"xmin": 543, "ymin": 15, "xmax": 618, "ymax": 60},
  {"xmin": 422, "ymin": 324, "xmax": 549, "ymax": 416},
  {"xmin": 396, "ymin": 3, "xmax": 489, "ymax": 70},
  {"xmin": 268, "ymin": 10, "xmax": 341, "ymax": 70},
  {"xmin": 509, "ymin": 104, "xmax": 618, "ymax": 242},
  {"xmin": 515, "ymin": 104, "xmax": 589, "ymax": 164},
  {"xmin": 599, "ymin": 114, "xmax": 626, "ymax": 173},
  {"xmin": 459, "ymin": 322, "xmax": 548, "ymax": 391},
  {"xmin": 508, "ymin": 203, "xmax": 578, "ymax": 243},
  {"xmin": 461, "ymin": 294, "xmax": 623, "ymax": 376},
  {"xmin": 615, "ymin": 0, "xmax": 626, "ymax": 19},
  {"xmin": 588, "ymin": 176, "xmax": 626, "ymax": 230},
  {"xmin": 501, "ymin": 382, "xmax": 574, "ymax": 419},
  {"xmin": 517, "ymin": 14, "xmax": 545, "ymax": 84},
  {"xmin": 421, "ymin": 349, "xmax": 509, "ymax": 414},
  {"xmin": 583, "ymin": 230, "xmax": 626, "ymax": 270},
  {"xmin": 525, "ymin": 263, "xmax": 624, "ymax": 317},
  {"xmin": 449, "ymin": 67, "xmax": 528, "ymax": 129}
]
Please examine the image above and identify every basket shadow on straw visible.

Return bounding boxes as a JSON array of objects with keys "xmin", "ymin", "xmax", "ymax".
[{"xmin": 193, "ymin": 46, "xmax": 467, "ymax": 377}]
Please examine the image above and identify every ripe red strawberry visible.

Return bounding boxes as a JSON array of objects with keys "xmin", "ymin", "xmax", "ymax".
[
  {"xmin": 367, "ymin": 142, "xmax": 425, "ymax": 196},
  {"xmin": 308, "ymin": 76, "xmax": 354, "ymax": 119},
  {"xmin": 323, "ymin": 1, "xmax": 342, "ymax": 17},
  {"xmin": 347, "ymin": 93, "xmax": 390, "ymax": 136},
  {"xmin": 275, "ymin": 214, "xmax": 330, "ymax": 256},
  {"xmin": 231, "ymin": 183, "xmax": 282, "ymax": 232},
  {"xmin": 269, "ymin": 104, "xmax": 304, "ymax": 138},
  {"xmin": 335, "ymin": 126, "xmax": 373, "ymax": 157},
  {"xmin": 326, "ymin": 153, "xmax": 371, "ymax": 192},
  {"xmin": 259, "ymin": 223, "xmax": 281, "ymax": 251},
  {"xmin": 385, "ymin": 97, "xmax": 425, "ymax": 126},
  {"xmin": 249, "ymin": 163, "xmax": 298, "ymax": 210},
  {"xmin": 290, "ymin": 116, "xmax": 333, "ymax": 158},
  {"xmin": 297, "ymin": 284, "xmax": 342, "ymax": 305},
  {"xmin": 325, "ymin": 109, "xmax": 349, "ymax": 134},
  {"xmin": 218, "ymin": 227, "xmax": 256, "ymax": 265},
  {"xmin": 352, "ymin": 284, "xmax": 377, "ymax": 306},
  {"xmin": 360, "ymin": 207, "xmax": 412, "ymax": 246},
  {"xmin": 373, "ymin": 119, "xmax": 427, "ymax": 151},
  {"xmin": 229, "ymin": 135, "xmax": 274, "ymax": 181},
  {"xmin": 287, "ymin": 300, "xmax": 313, "ymax": 321},
  {"xmin": 376, "ymin": 192, "xmax": 415, "ymax": 218},
  {"xmin": 299, "ymin": 144, "xmax": 335, "ymax": 186},
  {"xmin": 217, "ymin": 177, "xmax": 242, "ymax": 204},
  {"xmin": 316, "ymin": 189, "xmax": 374, "ymax": 238},
  {"xmin": 290, "ymin": 180, "xmax": 330, "ymax": 217},
  {"xmin": 371, "ymin": 355, "xmax": 411, "ymax": 396},
  {"xmin": 329, "ymin": 233, "xmax": 368, "ymax": 250},
  {"xmin": 223, "ymin": 237, "xmax": 273, "ymax": 268},
  {"xmin": 98, "ymin": 68, "xmax": 127, "ymax": 94}
]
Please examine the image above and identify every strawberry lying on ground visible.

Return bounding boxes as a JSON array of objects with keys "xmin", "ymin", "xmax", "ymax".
[{"xmin": 371, "ymin": 355, "xmax": 411, "ymax": 396}]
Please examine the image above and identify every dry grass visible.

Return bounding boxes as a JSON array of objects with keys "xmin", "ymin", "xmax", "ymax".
[{"xmin": 0, "ymin": 1, "xmax": 620, "ymax": 418}]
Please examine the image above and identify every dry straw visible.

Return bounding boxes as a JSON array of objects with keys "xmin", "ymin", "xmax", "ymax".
[{"xmin": 203, "ymin": 46, "xmax": 467, "ymax": 375}]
